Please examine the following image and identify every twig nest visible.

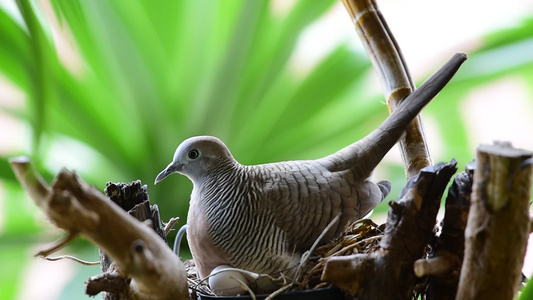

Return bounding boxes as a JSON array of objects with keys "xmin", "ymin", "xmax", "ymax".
[{"xmin": 209, "ymin": 265, "xmax": 248, "ymax": 296}]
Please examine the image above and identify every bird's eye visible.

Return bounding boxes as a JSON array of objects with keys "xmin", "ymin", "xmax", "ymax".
[{"xmin": 188, "ymin": 149, "xmax": 199, "ymax": 159}]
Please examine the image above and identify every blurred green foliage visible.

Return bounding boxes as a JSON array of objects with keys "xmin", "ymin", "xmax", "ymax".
[
  {"xmin": 0, "ymin": 0, "xmax": 532, "ymax": 299},
  {"xmin": 520, "ymin": 275, "xmax": 533, "ymax": 300}
]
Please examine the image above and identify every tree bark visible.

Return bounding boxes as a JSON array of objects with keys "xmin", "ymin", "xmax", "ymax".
[
  {"xmin": 322, "ymin": 160, "xmax": 457, "ymax": 299},
  {"xmin": 91, "ymin": 180, "xmax": 171, "ymax": 300},
  {"xmin": 9, "ymin": 157, "xmax": 188, "ymax": 300},
  {"xmin": 415, "ymin": 163, "xmax": 474, "ymax": 300},
  {"xmin": 456, "ymin": 142, "xmax": 532, "ymax": 300}
]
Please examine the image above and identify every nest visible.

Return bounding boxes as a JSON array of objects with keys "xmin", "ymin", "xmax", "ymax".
[{"xmin": 185, "ymin": 218, "xmax": 385, "ymax": 299}]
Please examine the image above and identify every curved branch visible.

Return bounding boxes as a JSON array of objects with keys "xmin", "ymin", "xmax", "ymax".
[{"xmin": 342, "ymin": 0, "xmax": 435, "ymax": 177}]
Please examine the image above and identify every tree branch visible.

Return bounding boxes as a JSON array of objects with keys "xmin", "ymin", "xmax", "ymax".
[
  {"xmin": 10, "ymin": 157, "xmax": 187, "ymax": 300},
  {"xmin": 322, "ymin": 160, "xmax": 458, "ymax": 299},
  {"xmin": 421, "ymin": 163, "xmax": 473, "ymax": 299},
  {"xmin": 342, "ymin": 0, "xmax": 433, "ymax": 177}
]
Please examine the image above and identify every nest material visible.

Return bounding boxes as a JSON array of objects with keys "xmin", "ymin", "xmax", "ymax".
[
  {"xmin": 185, "ymin": 218, "xmax": 385, "ymax": 298},
  {"xmin": 299, "ymin": 218, "xmax": 384, "ymax": 290}
]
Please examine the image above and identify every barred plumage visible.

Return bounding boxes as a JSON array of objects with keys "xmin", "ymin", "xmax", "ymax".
[{"xmin": 200, "ymin": 163, "xmax": 295, "ymax": 274}]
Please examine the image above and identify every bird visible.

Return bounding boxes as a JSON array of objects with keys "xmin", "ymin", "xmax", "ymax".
[
  {"xmin": 156, "ymin": 133, "xmax": 392, "ymax": 280},
  {"xmin": 153, "ymin": 56, "xmax": 459, "ymax": 279}
]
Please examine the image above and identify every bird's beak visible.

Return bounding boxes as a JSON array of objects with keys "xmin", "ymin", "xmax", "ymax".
[{"xmin": 154, "ymin": 161, "xmax": 183, "ymax": 185}]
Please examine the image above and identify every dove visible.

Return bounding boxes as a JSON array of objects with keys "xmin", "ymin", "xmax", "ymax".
[{"xmin": 155, "ymin": 53, "xmax": 466, "ymax": 280}]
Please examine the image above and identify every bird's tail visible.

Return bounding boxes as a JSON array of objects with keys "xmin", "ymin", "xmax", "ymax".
[
  {"xmin": 319, "ymin": 53, "xmax": 467, "ymax": 178},
  {"xmin": 377, "ymin": 180, "xmax": 392, "ymax": 199}
]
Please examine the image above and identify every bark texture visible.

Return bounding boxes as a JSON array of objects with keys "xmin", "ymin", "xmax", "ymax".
[
  {"xmin": 322, "ymin": 160, "xmax": 458, "ymax": 299},
  {"xmin": 417, "ymin": 163, "xmax": 474, "ymax": 300},
  {"xmin": 9, "ymin": 157, "xmax": 187, "ymax": 300},
  {"xmin": 91, "ymin": 180, "xmax": 170, "ymax": 300},
  {"xmin": 456, "ymin": 142, "xmax": 532, "ymax": 300}
]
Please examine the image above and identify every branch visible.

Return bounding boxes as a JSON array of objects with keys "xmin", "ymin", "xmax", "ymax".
[
  {"xmin": 322, "ymin": 160, "xmax": 458, "ymax": 299},
  {"xmin": 342, "ymin": 0, "xmax": 434, "ymax": 177},
  {"xmin": 456, "ymin": 142, "xmax": 533, "ymax": 300},
  {"xmin": 10, "ymin": 157, "xmax": 187, "ymax": 300},
  {"xmin": 420, "ymin": 163, "xmax": 473, "ymax": 299}
]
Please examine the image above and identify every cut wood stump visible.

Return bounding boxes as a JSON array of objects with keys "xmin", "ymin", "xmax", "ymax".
[{"xmin": 456, "ymin": 142, "xmax": 533, "ymax": 300}]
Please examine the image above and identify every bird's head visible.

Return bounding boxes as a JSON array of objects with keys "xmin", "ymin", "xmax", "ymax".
[{"xmin": 154, "ymin": 136, "xmax": 235, "ymax": 184}]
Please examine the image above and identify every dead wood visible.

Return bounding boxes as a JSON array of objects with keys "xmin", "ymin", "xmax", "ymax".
[
  {"xmin": 342, "ymin": 0, "xmax": 432, "ymax": 177},
  {"xmin": 89, "ymin": 180, "xmax": 171, "ymax": 300},
  {"xmin": 456, "ymin": 142, "xmax": 533, "ymax": 300},
  {"xmin": 417, "ymin": 163, "xmax": 474, "ymax": 300},
  {"xmin": 9, "ymin": 157, "xmax": 187, "ymax": 300},
  {"xmin": 322, "ymin": 160, "xmax": 457, "ymax": 299}
]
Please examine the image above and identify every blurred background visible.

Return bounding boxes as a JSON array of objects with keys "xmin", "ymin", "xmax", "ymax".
[{"xmin": 1, "ymin": 0, "xmax": 532, "ymax": 299}]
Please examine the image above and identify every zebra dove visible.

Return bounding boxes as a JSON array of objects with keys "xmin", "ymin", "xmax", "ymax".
[{"xmin": 155, "ymin": 53, "xmax": 466, "ymax": 280}]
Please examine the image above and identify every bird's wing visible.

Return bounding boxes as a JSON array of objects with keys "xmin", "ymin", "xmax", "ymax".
[{"xmin": 260, "ymin": 160, "xmax": 386, "ymax": 251}]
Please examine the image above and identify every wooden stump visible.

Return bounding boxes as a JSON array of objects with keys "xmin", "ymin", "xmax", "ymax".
[{"xmin": 456, "ymin": 142, "xmax": 532, "ymax": 300}]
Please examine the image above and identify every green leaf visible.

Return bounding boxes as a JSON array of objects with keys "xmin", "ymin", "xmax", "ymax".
[
  {"xmin": 1, "ymin": 182, "xmax": 42, "ymax": 236},
  {"xmin": 0, "ymin": 7, "xmax": 33, "ymax": 90},
  {"xmin": 0, "ymin": 239, "xmax": 28, "ymax": 300},
  {"xmin": 519, "ymin": 275, "xmax": 533, "ymax": 300},
  {"xmin": 0, "ymin": 157, "xmax": 16, "ymax": 183}
]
